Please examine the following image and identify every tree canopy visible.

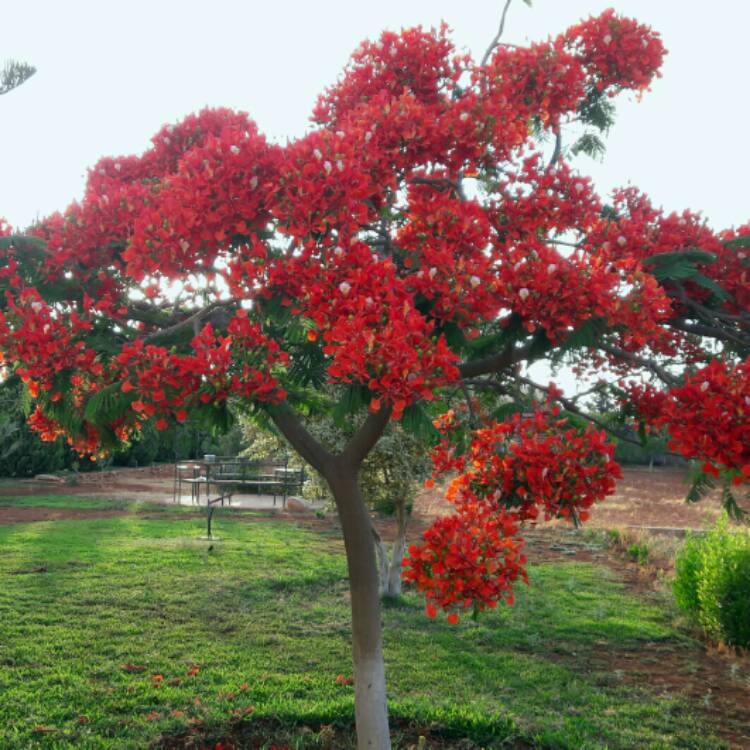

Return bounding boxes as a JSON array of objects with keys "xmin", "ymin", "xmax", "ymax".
[{"xmin": 0, "ymin": 8, "xmax": 748, "ymax": 747}]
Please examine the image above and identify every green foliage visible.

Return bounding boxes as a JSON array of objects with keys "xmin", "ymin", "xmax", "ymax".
[
  {"xmin": 612, "ymin": 433, "xmax": 671, "ymax": 466},
  {"xmin": 0, "ymin": 378, "xmax": 68, "ymax": 477},
  {"xmin": 0, "ymin": 416, "xmax": 68, "ymax": 477},
  {"xmin": 0, "ymin": 59, "xmax": 36, "ymax": 96},
  {"xmin": 570, "ymin": 132, "xmax": 606, "ymax": 160},
  {"xmin": 577, "ymin": 87, "xmax": 616, "ymax": 133},
  {"xmin": 239, "ymin": 413, "xmax": 430, "ymax": 514},
  {"xmin": 0, "ymin": 373, "xmax": 240, "ymax": 475},
  {"xmin": 558, "ymin": 315, "xmax": 608, "ymax": 354},
  {"xmin": 111, "ymin": 422, "xmax": 161, "ymax": 467},
  {"xmin": 674, "ymin": 516, "xmax": 750, "ymax": 648},
  {"xmin": 626, "ymin": 542, "xmax": 649, "ymax": 566},
  {"xmin": 643, "ymin": 249, "xmax": 729, "ymax": 302},
  {"xmin": 723, "ymin": 235, "xmax": 750, "ymax": 250},
  {"xmin": 686, "ymin": 469, "xmax": 716, "ymax": 505}
]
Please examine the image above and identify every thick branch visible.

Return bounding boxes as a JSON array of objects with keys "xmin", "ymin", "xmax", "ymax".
[
  {"xmin": 459, "ymin": 342, "xmax": 531, "ymax": 379},
  {"xmin": 670, "ymin": 319, "xmax": 747, "ymax": 348},
  {"xmin": 340, "ymin": 405, "xmax": 393, "ymax": 468},
  {"xmin": 409, "ymin": 176, "xmax": 462, "ymax": 196},
  {"xmin": 143, "ymin": 301, "xmax": 229, "ymax": 343},
  {"xmin": 267, "ymin": 401, "xmax": 333, "ymax": 474}
]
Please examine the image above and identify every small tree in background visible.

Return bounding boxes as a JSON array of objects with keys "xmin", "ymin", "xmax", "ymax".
[
  {"xmin": 242, "ymin": 411, "xmax": 429, "ymax": 596},
  {"xmin": 0, "ymin": 5, "xmax": 748, "ymax": 746},
  {"xmin": 0, "ymin": 59, "xmax": 35, "ymax": 96}
]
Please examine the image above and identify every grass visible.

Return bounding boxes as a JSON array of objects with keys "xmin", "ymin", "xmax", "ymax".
[
  {"xmin": 0, "ymin": 494, "xmax": 192, "ymax": 512},
  {"xmin": 0, "ymin": 500, "xmax": 727, "ymax": 749}
]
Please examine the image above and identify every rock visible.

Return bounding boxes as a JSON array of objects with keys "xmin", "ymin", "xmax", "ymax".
[
  {"xmin": 33, "ymin": 474, "xmax": 66, "ymax": 484},
  {"xmin": 285, "ymin": 497, "xmax": 314, "ymax": 514}
]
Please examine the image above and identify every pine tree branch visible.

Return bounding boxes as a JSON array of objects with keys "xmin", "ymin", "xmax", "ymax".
[{"xmin": 0, "ymin": 60, "xmax": 36, "ymax": 96}]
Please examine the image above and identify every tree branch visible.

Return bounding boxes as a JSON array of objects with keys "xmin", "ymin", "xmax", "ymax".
[
  {"xmin": 266, "ymin": 401, "xmax": 333, "ymax": 474},
  {"xmin": 512, "ymin": 375, "xmax": 674, "ymax": 450},
  {"xmin": 481, "ymin": 0, "xmax": 514, "ymax": 67},
  {"xmin": 548, "ymin": 125, "xmax": 563, "ymax": 169},
  {"xmin": 143, "ymin": 301, "xmax": 230, "ymax": 343},
  {"xmin": 409, "ymin": 176, "xmax": 462, "ymax": 197},
  {"xmin": 459, "ymin": 342, "xmax": 531, "ymax": 379},
  {"xmin": 466, "ymin": 374, "xmax": 681, "ymax": 456},
  {"xmin": 598, "ymin": 343, "xmax": 680, "ymax": 386},
  {"xmin": 340, "ymin": 404, "xmax": 393, "ymax": 468}
]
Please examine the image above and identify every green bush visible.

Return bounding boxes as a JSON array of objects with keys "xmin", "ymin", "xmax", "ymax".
[
  {"xmin": 626, "ymin": 542, "xmax": 649, "ymax": 566},
  {"xmin": 674, "ymin": 516, "xmax": 750, "ymax": 648},
  {"xmin": 0, "ymin": 419, "xmax": 68, "ymax": 477}
]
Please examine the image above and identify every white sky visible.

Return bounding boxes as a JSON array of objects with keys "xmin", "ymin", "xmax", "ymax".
[{"xmin": 2, "ymin": 0, "xmax": 748, "ymax": 232}]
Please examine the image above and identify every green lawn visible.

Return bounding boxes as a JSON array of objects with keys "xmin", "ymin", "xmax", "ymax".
[{"xmin": 0, "ymin": 501, "xmax": 726, "ymax": 749}]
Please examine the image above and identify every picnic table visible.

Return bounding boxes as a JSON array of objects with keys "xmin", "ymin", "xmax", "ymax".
[{"xmin": 173, "ymin": 456, "xmax": 306, "ymax": 538}]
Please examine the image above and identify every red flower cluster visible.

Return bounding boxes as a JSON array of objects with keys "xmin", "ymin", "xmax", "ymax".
[
  {"xmin": 562, "ymin": 8, "xmax": 666, "ymax": 92},
  {"xmin": 125, "ymin": 118, "xmax": 279, "ymax": 281},
  {"xmin": 398, "ymin": 187, "xmax": 498, "ymax": 325},
  {"xmin": 0, "ymin": 12, "xmax": 742, "ymax": 486},
  {"xmin": 403, "ymin": 503, "xmax": 527, "ymax": 622},
  {"xmin": 404, "ymin": 407, "xmax": 621, "ymax": 620},
  {"xmin": 116, "ymin": 317, "xmax": 287, "ymax": 428},
  {"xmin": 628, "ymin": 359, "xmax": 750, "ymax": 483}
]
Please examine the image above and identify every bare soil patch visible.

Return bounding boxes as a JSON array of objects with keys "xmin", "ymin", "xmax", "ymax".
[{"xmin": 414, "ymin": 465, "xmax": 745, "ymax": 531}]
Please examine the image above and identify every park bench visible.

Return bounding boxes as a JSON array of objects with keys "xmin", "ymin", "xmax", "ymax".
[{"xmin": 173, "ymin": 456, "xmax": 306, "ymax": 538}]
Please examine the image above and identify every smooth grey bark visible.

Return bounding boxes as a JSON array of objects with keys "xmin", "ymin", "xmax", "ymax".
[
  {"xmin": 373, "ymin": 498, "xmax": 408, "ymax": 598},
  {"xmin": 328, "ymin": 468, "xmax": 391, "ymax": 749},
  {"xmin": 269, "ymin": 405, "xmax": 392, "ymax": 748}
]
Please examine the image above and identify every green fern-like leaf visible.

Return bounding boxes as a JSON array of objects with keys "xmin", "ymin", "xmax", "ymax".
[
  {"xmin": 400, "ymin": 403, "xmax": 439, "ymax": 442},
  {"xmin": 332, "ymin": 384, "xmax": 369, "ymax": 427},
  {"xmin": 491, "ymin": 400, "xmax": 524, "ymax": 422},
  {"xmin": 723, "ymin": 236, "xmax": 750, "ymax": 250},
  {"xmin": 721, "ymin": 485, "xmax": 747, "ymax": 522},
  {"xmin": 83, "ymin": 382, "xmax": 134, "ymax": 426},
  {"xmin": 570, "ymin": 132, "xmax": 606, "ymax": 160},
  {"xmin": 561, "ymin": 316, "xmax": 608, "ymax": 352},
  {"xmin": 686, "ymin": 470, "xmax": 715, "ymax": 504}
]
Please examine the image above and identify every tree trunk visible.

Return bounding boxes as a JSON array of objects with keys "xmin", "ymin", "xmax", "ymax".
[
  {"xmin": 327, "ymin": 468, "xmax": 391, "ymax": 749},
  {"xmin": 385, "ymin": 508, "xmax": 407, "ymax": 597},
  {"xmin": 374, "ymin": 534, "xmax": 390, "ymax": 596},
  {"xmin": 371, "ymin": 498, "xmax": 408, "ymax": 598}
]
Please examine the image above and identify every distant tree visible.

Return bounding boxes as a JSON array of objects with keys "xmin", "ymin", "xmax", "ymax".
[
  {"xmin": 241, "ymin": 411, "xmax": 429, "ymax": 596},
  {"xmin": 0, "ymin": 59, "xmax": 36, "ymax": 96}
]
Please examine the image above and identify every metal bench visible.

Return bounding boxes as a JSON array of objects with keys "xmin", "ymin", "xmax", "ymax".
[{"xmin": 173, "ymin": 456, "xmax": 306, "ymax": 538}]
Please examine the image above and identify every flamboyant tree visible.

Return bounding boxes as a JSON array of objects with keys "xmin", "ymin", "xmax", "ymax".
[{"xmin": 1, "ymin": 6, "xmax": 749, "ymax": 747}]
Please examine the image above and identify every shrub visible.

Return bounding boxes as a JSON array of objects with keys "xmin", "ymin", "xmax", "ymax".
[
  {"xmin": 626, "ymin": 542, "xmax": 649, "ymax": 566},
  {"xmin": 0, "ymin": 418, "xmax": 68, "ymax": 477},
  {"xmin": 673, "ymin": 516, "xmax": 750, "ymax": 648}
]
